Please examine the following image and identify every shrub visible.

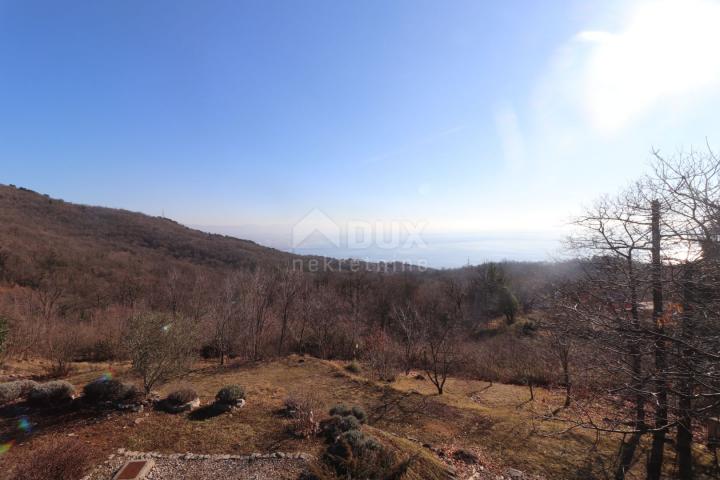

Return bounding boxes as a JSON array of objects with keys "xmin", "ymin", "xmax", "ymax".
[
  {"xmin": 345, "ymin": 361, "xmax": 361, "ymax": 374},
  {"xmin": 0, "ymin": 380, "xmax": 38, "ymax": 405},
  {"xmin": 166, "ymin": 388, "xmax": 198, "ymax": 406},
  {"xmin": 43, "ymin": 326, "xmax": 78, "ymax": 378},
  {"xmin": 74, "ymin": 338, "xmax": 119, "ymax": 362},
  {"xmin": 215, "ymin": 384, "xmax": 245, "ymax": 404},
  {"xmin": 284, "ymin": 392, "xmax": 320, "ymax": 418},
  {"xmin": 350, "ymin": 406, "xmax": 367, "ymax": 424},
  {"xmin": 328, "ymin": 404, "xmax": 367, "ymax": 424},
  {"xmin": 126, "ymin": 313, "xmax": 198, "ymax": 394},
  {"xmin": 27, "ymin": 381, "xmax": 75, "ymax": 407},
  {"xmin": 323, "ymin": 430, "xmax": 399, "ymax": 479},
  {"xmin": 200, "ymin": 344, "xmax": 219, "ymax": 359},
  {"xmin": 329, "ymin": 404, "xmax": 352, "ymax": 417},
  {"xmin": 288, "ymin": 408, "xmax": 321, "ymax": 439},
  {"xmin": 321, "ymin": 414, "xmax": 361, "ymax": 441},
  {"xmin": 318, "ymin": 404, "xmax": 402, "ymax": 479},
  {"xmin": 10, "ymin": 437, "xmax": 94, "ymax": 480},
  {"xmin": 285, "ymin": 392, "xmax": 321, "ymax": 438},
  {"xmin": 82, "ymin": 379, "xmax": 138, "ymax": 404}
]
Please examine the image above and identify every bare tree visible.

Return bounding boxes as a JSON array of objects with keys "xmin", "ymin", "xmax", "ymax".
[
  {"xmin": 126, "ymin": 312, "xmax": 198, "ymax": 394},
  {"xmin": 565, "ymin": 185, "xmax": 656, "ymax": 480},
  {"xmin": 213, "ymin": 273, "xmax": 244, "ymax": 365},
  {"xmin": 545, "ymin": 289, "xmax": 577, "ymax": 408},
  {"xmin": 276, "ymin": 268, "xmax": 301, "ymax": 355},
  {"xmin": 418, "ymin": 281, "xmax": 463, "ymax": 395},
  {"xmin": 246, "ymin": 269, "xmax": 277, "ymax": 361},
  {"xmin": 561, "ymin": 147, "xmax": 720, "ymax": 480},
  {"xmin": 391, "ymin": 303, "xmax": 421, "ymax": 375},
  {"xmin": 645, "ymin": 147, "xmax": 720, "ymax": 479}
]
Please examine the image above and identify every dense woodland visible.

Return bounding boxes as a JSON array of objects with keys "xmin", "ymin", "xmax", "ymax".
[{"xmin": 1, "ymin": 148, "xmax": 720, "ymax": 479}]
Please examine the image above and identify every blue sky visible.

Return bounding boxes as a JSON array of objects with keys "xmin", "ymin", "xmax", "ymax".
[{"xmin": 2, "ymin": 0, "xmax": 720, "ymax": 267}]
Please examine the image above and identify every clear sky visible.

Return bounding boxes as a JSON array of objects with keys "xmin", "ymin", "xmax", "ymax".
[{"xmin": 3, "ymin": 0, "xmax": 720, "ymax": 267}]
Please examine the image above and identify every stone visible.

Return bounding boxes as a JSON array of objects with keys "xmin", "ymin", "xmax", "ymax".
[
  {"xmin": 452, "ymin": 449, "xmax": 479, "ymax": 464},
  {"xmin": 505, "ymin": 468, "xmax": 525, "ymax": 479},
  {"xmin": 112, "ymin": 459, "xmax": 155, "ymax": 480}
]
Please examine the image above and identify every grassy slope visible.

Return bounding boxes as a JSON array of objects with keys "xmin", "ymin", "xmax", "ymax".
[{"xmin": 0, "ymin": 356, "xmax": 626, "ymax": 479}]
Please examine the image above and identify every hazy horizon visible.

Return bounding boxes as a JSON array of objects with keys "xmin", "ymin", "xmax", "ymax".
[{"xmin": 4, "ymin": 0, "xmax": 720, "ymax": 264}]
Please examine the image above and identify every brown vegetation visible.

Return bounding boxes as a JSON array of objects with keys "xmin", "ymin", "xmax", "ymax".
[{"xmin": 1, "ymin": 146, "xmax": 720, "ymax": 480}]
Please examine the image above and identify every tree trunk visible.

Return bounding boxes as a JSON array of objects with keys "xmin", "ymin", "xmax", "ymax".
[
  {"xmin": 677, "ymin": 265, "xmax": 695, "ymax": 479},
  {"xmin": 278, "ymin": 310, "xmax": 288, "ymax": 356},
  {"xmin": 647, "ymin": 200, "xmax": 667, "ymax": 480},
  {"xmin": 627, "ymin": 255, "xmax": 647, "ymax": 437},
  {"xmin": 563, "ymin": 364, "xmax": 571, "ymax": 407},
  {"xmin": 528, "ymin": 381, "xmax": 534, "ymax": 401},
  {"xmin": 615, "ymin": 433, "xmax": 642, "ymax": 480}
]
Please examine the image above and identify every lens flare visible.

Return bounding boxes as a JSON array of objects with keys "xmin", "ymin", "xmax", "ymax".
[
  {"xmin": 101, "ymin": 371, "xmax": 113, "ymax": 381},
  {"xmin": 0, "ymin": 440, "xmax": 15, "ymax": 455},
  {"xmin": 17, "ymin": 416, "xmax": 31, "ymax": 433}
]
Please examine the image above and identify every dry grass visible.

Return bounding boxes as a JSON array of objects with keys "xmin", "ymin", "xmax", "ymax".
[{"xmin": 1, "ymin": 355, "xmax": 710, "ymax": 479}]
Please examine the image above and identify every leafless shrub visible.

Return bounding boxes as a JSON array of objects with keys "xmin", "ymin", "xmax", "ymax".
[
  {"xmin": 126, "ymin": 312, "xmax": 198, "ymax": 394},
  {"xmin": 462, "ymin": 335, "xmax": 549, "ymax": 387},
  {"xmin": 285, "ymin": 391, "xmax": 321, "ymax": 438},
  {"xmin": 42, "ymin": 322, "xmax": 79, "ymax": 378},
  {"xmin": 10, "ymin": 437, "xmax": 95, "ymax": 480},
  {"xmin": 364, "ymin": 331, "xmax": 400, "ymax": 382}
]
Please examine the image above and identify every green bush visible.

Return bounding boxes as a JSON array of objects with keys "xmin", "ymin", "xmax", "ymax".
[
  {"xmin": 0, "ymin": 380, "xmax": 38, "ymax": 405},
  {"xmin": 215, "ymin": 384, "xmax": 245, "ymax": 404},
  {"xmin": 323, "ymin": 429, "xmax": 398, "ymax": 479},
  {"xmin": 82, "ymin": 379, "xmax": 138, "ymax": 404},
  {"xmin": 350, "ymin": 406, "xmax": 367, "ymax": 424},
  {"xmin": 329, "ymin": 404, "xmax": 367, "ymax": 424},
  {"xmin": 329, "ymin": 404, "xmax": 352, "ymax": 417},
  {"xmin": 317, "ymin": 404, "xmax": 406, "ymax": 479},
  {"xmin": 321, "ymin": 414, "xmax": 361, "ymax": 441},
  {"xmin": 27, "ymin": 381, "xmax": 75, "ymax": 407}
]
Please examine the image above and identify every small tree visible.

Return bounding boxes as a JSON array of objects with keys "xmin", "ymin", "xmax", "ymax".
[
  {"xmin": 418, "ymin": 281, "xmax": 463, "ymax": 395},
  {"xmin": 126, "ymin": 313, "xmax": 197, "ymax": 394},
  {"xmin": 391, "ymin": 304, "xmax": 421, "ymax": 375},
  {"xmin": 498, "ymin": 286, "xmax": 519, "ymax": 324},
  {"xmin": 212, "ymin": 274, "xmax": 244, "ymax": 365}
]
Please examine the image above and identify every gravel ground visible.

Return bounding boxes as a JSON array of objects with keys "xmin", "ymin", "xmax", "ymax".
[{"xmin": 86, "ymin": 451, "xmax": 311, "ymax": 480}]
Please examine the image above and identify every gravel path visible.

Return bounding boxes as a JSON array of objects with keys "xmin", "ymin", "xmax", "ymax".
[{"xmin": 86, "ymin": 451, "xmax": 311, "ymax": 480}]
